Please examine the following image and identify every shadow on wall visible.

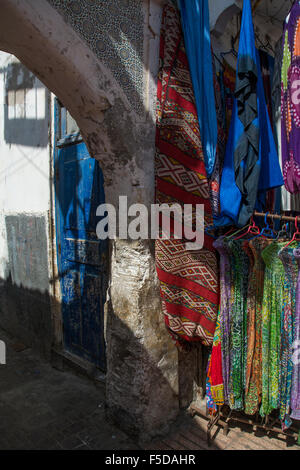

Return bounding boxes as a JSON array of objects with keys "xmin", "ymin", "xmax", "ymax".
[
  {"xmin": 0, "ymin": 215, "xmax": 52, "ymax": 359},
  {"xmin": 105, "ymin": 262, "xmax": 210, "ymax": 441},
  {"xmin": 1, "ymin": 61, "xmax": 49, "ymax": 147}
]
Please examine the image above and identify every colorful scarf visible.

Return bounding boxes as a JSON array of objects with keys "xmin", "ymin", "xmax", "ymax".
[
  {"xmin": 278, "ymin": 245, "xmax": 298, "ymax": 429},
  {"xmin": 281, "ymin": 3, "xmax": 300, "ymax": 194},
  {"xmin": 227, "ymin": 239, "xmax": 250, "ymax": 410},
  {"xmin": 260, "ymin": 242, "xmax": 285, "ymax": 417},
  {"xmin": 178, "ymin": 0, "xmax": 217, "ymax": 178},
  {"xmin": 207, "ymin": 311, "xmax": 224, "ymax": 406},
  {"xmin": 291, "ymin": 247, "xmax": 300, "ymax": 420},
  {"xmin": 213, "ymin": 236, "xmax": 232, "ymax": 405},
  {"xmin": 155, "ymin": 1, "xmax": 219, "ymax": 349},
  {"xmin": 218, "ymin": 0, "xmax": 283, "ymax": 227},
  {"xmin": 244, "ymin": 239, "xmax": 269, "ymax": 415}
]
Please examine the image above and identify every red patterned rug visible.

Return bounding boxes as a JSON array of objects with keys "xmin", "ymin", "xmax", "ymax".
[{"xmin": 155, "ymin": 1, "xmax": 219, "ymax": 349}]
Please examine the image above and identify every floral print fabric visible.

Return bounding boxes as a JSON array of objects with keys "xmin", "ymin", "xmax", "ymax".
[{"xmin": 207, "ymin": 237, "xmax": 300, "ymax": 426}]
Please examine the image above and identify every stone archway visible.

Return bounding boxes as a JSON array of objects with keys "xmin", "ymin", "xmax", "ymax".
[{"xmin": 0, "ymin": 0, "xmax": 184, "ymax": 442}]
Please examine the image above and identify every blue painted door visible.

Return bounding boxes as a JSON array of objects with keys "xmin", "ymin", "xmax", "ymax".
[{"xmin": 54, "ymin": 100, "xmax": 107, "ymax": 371}]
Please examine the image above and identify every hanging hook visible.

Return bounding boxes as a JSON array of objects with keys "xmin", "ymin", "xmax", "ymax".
[{"xmin": 283, "ymin": 216, "xmax": 300, "ymax": 249}]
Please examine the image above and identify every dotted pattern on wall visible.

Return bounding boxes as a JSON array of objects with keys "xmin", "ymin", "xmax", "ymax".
[{"xmin": 47, "ymin": 0, "xmax": 145, "ymax": 116}]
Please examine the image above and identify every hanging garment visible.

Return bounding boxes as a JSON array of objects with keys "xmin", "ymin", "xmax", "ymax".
[
  {"xmin": 223, "ymin": 60, "xmax": 236, "ymax": 136},
  {"xmin": 155, "ymin": 1, "xmax": 219, "ymax": 349},
  {"xmin": 206, "ymin": 357, "xmax": 217, "ymax": 415},
  {"xmin": 291, "ymin": 247, "xmax": 300, "ymax": 420},
  {"xmin": 260, "ymin": 242, "xmax": 285, "ymax": 417},
  {"xmin": 281, "ymin": 3, "xmax": 300, "ymax": 194},
  {"xmin": 178, "ymin": 0, "xmax": 217, "ymax": 179},
  {"xmin": 213, "ymin": 236, "xmax": 233, "ymax": 405},
  {"xmin": 218, "ymin": 0, "xmax": 283, "ymax": 227},
  {"xmin": 209, "ymin": 56, "xmax": 227, "ymax": 222},
  {"xmin": 278, "ymin": 245, "xmax": 298, "ymax": 429},
  {"xmin": 244, "ymin": 238, "xmax": 269, "ymax": 416},
  {"xmin": 206, "ymin": 311, "xmax": 224, "ymax": 406},
  {"xmin": 259, "ymin": 49, "xmax": 282, "ymax": 216},
  {"xmin": 273, "ymin": 37, "xmax": 292, "ymax": 211},
  {"xmin": 259, "ymin": 49, "xmax": 274, "ymax": 126},
  {"xmin": 227, "ymin": 239, "xmax": 250, "ymax": 410}
]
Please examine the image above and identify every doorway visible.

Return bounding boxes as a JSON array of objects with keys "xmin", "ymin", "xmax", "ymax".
[{"xmin": 54, "ymin": 99, "xmax": 107, "ymax": 371}]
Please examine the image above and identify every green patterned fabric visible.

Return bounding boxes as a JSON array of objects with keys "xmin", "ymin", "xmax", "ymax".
[
  {"xmin": 281, "ymin": 30, "xmax": 291, "ymax": 92},
  {"xmin": 227, "ymin": 239, "xmax": 250, "ymax": 410},
  {"xmin": 260, "ymin": 241, "xmax": 286, "ymax": 417},
  {"xmin": 244, "ymin": 238, "xmax": 270, "ymax": 415},
  {"xmin": 278, "ymin": 244, "xmax": 299, "ymax": 428}
]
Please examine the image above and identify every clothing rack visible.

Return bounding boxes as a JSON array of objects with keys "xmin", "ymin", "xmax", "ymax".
[
  {"xmin": 190, "ymin": 404, "xmax": 300, "ymax": 447},
  {"xmin": 191, "ymin": 208, "xmax": 300, "ymax": 447},
  {"xmin": 253, "ymin": 210, "xmax": 300, "ymax": 224}
]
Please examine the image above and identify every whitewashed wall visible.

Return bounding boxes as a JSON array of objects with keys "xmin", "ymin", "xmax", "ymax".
[{"xmin": 0, "ymin": 51, "xmax": 55, "ymax": 356}]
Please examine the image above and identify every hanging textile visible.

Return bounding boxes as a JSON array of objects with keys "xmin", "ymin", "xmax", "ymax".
[
  {"xmin": 259, "ymin": 49, "xmax": 274, "ymax": 126},
  {"xmin": 273, "ymin": 36, "xmax": 292, "ymax": 212},
  {"xmin": 281, "ymin": 2, "xmax": 300, "ymax": 194},
  {"xmin": 259, "ymin": 49, "xmax": 280, "ymax": 216},
  {"xmin": 272, "ymin": 35, "xmax": 300, "ymax": 212},
  {"xmin": 209, "ymin": 56, "xmax": 227, "ymax": 221},
  {"xmin": 228, "ymin": 239, "xmax": 250, "ymax": 410},
  {"xmin": 213, "ymin": 237, "xmax": 232, "ymax": 406},
  {"xmin": 178, "ymin": 0, "xmax": 218, "ymax": 179},
  {"xmin": 218, "ymin": 0, "xmax": 283, "ymax": 227},
  {"xmin": 291, "ymin": 248, "xmax": 300, "ymax": 420},
  {"xmin": 207, "ymin": 311, "xmax": 224, "ymax": 406},
  {"xmin": 244, "ymin": 238, "xmax": 269, "ymax": 416},
  {"xmin": 207, "ymin": 230, "xmax": 300, "ymax": 425},
  {"xmin": 155, "ymin": 1, "xmax": 219, "ymax": 349},
  {"xmin": 222, "ymin": 60, "xmax": 236, "ymax": 136},
  {"xmin": 260, "ymin": 242, "xmax": 285, "ymax": 417},
  {"xmin": 278, "ymin": 245, "xmax": 298, "ymax": 429}
]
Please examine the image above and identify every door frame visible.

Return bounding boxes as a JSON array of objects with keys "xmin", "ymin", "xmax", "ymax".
[{"xmin": 52, "ymin": 98, "xmax": 107, "ymax": 372}]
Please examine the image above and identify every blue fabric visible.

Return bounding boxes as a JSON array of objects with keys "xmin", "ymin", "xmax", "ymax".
[
  {"xmin": 179, "ymin": 0, "xmax": 217, "ymax": 178},
  {"xmin": 217, "ymin": 0, "xmax": 283, "ymax": 227}
]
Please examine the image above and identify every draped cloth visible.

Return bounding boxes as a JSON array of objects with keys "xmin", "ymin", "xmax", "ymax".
[
  {"xmin": 209, "ymin": 56, "xmax": 227, "ymax": 222},
  {"xmin": 213, "ymin": 237, "xmax": 232, "ymax": 405},
  {"xmin": 227, "ymin": 239, "xmax": 250, "ymax": 410},
  {"xmin": 244, "ymin": 239, "xmax": 269, "ymax": 415},
  {"xmin": 281, "ymin": 3, "xmax": 300, "ymax": 194},
  {"xmin": 291, "ymin": 248, "xmax": 300, "ymax": 420},
  {"xmin": 206, "ymin": 311, "xmax": 224, "ymax": 408},
  {"xmin": 260, "ymin": 242, "xmax": 285, "ymax": 417},
  {"xmin": 218, "ymin": 0, "xmax": 283, "ymax": 227},
  {"xmin": 178, "ymin": 0, "xmax": 217, "ymax": 179},
  {"xmin": 155, "ymin": 1, "xmax": 219, "ymax": 349},
  {"xmin": 278, "ymin": 245, "xmax": 298, "ymax": 429}
]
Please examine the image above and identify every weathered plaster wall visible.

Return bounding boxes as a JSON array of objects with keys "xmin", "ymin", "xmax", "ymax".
[{"xmin": 0, "ymin": 52, "xmax": 53, "ymax": 357}]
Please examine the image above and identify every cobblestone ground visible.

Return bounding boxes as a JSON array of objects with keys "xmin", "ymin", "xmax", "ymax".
[{"xmin": 0, "ymin": 329, "xmax": 140, "ymax": 450}]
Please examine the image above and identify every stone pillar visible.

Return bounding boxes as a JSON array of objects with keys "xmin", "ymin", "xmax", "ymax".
[{"xmin": 105, "ymin": 239, "xmax": 179, "ymax": 441}]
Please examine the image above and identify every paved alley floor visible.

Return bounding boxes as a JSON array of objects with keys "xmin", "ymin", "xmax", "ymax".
[
  {"xmin": 146, "ymin": 413, "xmax": 300, "ymax": 451},
  {"xmin": 0, "ymin": 329, "xmax": 140, "ymax": 450},
  {"xmin": 0, "ymin": 328, "xmax": 299, "ymax": 451}
]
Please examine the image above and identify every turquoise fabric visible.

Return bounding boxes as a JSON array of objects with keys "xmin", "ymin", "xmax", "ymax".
[
  {"xmin": 179, "ymin": 0, "xmax": 217, "ymax": 178},
  {"xmin": 217, "ymin": 0, "xmax": 283, "ymax": 227}
]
